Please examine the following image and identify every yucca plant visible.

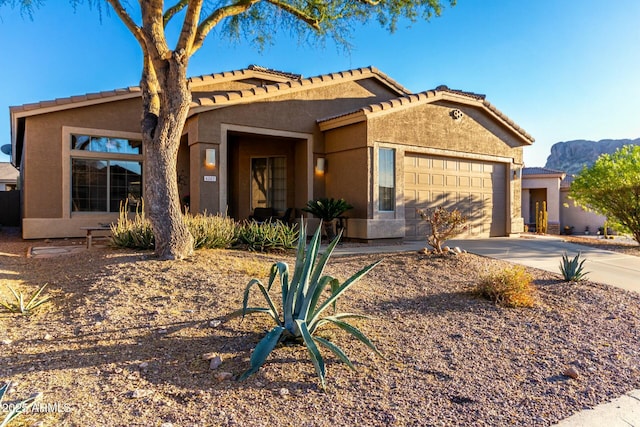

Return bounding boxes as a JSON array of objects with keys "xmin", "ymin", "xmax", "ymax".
[
  {"xmin": 1, "ymin": 382, "xmax": 41, "ymax": 427},
  {"xmin": 110, "ymin": 199, "xmax": 155, "ymax": 249},
  {"xmin": 0, "ymin": 284, "xmax": 50, "ymax": 316},
  {"xmin": 236, "ymin": 220, "xmax": 382, "ymax": 389},
  {"xmin": 185, "ymin": 212, "xmax": 237, "ymax": 249},
  {"xmin": 560, "ymin": 252, "xmax": 589, "ymax": 282},
  {"xmin": 236, "ymin": 220, "xmax": 299, "ymax": 252}
]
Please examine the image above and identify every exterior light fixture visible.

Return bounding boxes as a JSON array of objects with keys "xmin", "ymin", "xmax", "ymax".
[
  {"xmin": 205, "ymin": 148, "xmax": 216, "ymax": 167},
  {"xmin": 315, "ymin": 157, "xmax": 326, "ymax": 174}
]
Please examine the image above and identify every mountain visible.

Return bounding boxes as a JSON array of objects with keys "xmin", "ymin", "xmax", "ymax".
[{"xmin": 544, "ymin": 138, "xmax": 640, "ymax": 175}]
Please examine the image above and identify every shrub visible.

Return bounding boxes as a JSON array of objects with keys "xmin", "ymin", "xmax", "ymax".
[
  {"xmin": 234, "ymin": 220, "xmax": 382, "ymax": 389},
  {"xmin": 560, "ymin": 252, "xmax": 589, "ymax": 282},
  {"xmin": 185, "ymin": 212, "xmax": 236, "ymax": 249},
  {"xmin": 302, "ymin": 198, "xmax": 353, "ymax": 222},
  {"xmin": 1, "ymin": 381, "xmax": 41, "ymax": 426},
  {"xmin": 417, "ymin": 206, "xmax": 467, "ymax": 254},
  {"xmin": 476, "ymin": 266, "xmax": 536, "ymax": 308},
  {"xmin": 110, "ymin": 200, "xmax": 155, "ymax": 250},
  {"xmin": 0, "ymin": 284, "xmax": 50, "ymax": 316},
  {"xmin": 236, "ymin": 220, "xmax": 299, "ymax": 252}
]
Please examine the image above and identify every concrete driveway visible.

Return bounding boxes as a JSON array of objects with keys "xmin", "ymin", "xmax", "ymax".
[{"xmin": 448, "ymin": 236, "xmax": 640, "ymax": 293}]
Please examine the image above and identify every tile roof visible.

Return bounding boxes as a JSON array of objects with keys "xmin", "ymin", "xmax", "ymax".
[
  {"xmin": 317, "ymin": 88, "xmax": 534, "ymax": 144},
  {"xmin": 9, "ymin": 65, "xmax": 301, "ymax": 115},
  {"xmin": 0, "ymin": 162, "xmax": 18, "ymax": 181},
  {"xmin": 522, "ymin": 167, "xmax": 566, "ymax": 176},
  {"xmin": 188, "ymin": 66, "xmax": 411, "ymax": 110}
]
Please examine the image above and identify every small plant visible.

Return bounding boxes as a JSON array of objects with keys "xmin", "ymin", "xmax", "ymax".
[
  {"xmin": 236, "ymin": 220, "xmax": 299, "ymax": 252},
  {"xmin": 110, "ymin": 200, "xmax": 155, "ymax": 250},
  {"xmin": 302, "ymin": 198, "xmax": 353, "ymax": 239},
  {"xmin": 0, "ymin": 284, "xmax": 50, "ymax": 315},
  {"xmin": 560, "ymin": 252, "xmax": 589, "ymax": 282},
  {"xmin": 185, "ymin": 212, "xmax": 236, "ymax": 249},
  {"xmin": 476, "ymin": 266, "xmax": 536, "ymax": 308},
  {"xmin": 235, "ymin": 220, "xmax": 382, "ymax": 389},
  {"xmin": 417, "ymin": 206, "xmax": 467, "ymax": 254},
  {"xmin": 1, "ymin": 382, "xmax": 41, "ymax": 426}
]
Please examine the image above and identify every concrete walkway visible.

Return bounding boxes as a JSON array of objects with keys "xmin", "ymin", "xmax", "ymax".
[{"xmin": 335, "ymin": 236, "xmax": 640, "ymax": 426}]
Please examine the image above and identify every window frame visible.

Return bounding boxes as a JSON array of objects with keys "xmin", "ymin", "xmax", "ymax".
[
  {"xmin": 62, "ymin": 127, "xmax": 144, "ymax": 217},
  {"xmin": 378, "ymin": 147, "xmax": 396, "ymax": 213}
]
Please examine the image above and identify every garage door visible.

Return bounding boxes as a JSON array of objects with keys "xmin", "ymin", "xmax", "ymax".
[{"xmin": 404, "ymin": 154, "xmax": 506, "ymax": 239}]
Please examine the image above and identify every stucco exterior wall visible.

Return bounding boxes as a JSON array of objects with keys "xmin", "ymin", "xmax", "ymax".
[
  {"xmin": 21, "ymin": 98, "xmax": 142, "ymax": 238},
  {"xmin": 560, "ymin": 189, "xmax": 606, "ymax": 235}
]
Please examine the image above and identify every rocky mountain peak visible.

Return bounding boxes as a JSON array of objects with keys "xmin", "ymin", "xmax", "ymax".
[{"xmin": 544, "ymin": 138, "xmax": 640, "ymax": 175}]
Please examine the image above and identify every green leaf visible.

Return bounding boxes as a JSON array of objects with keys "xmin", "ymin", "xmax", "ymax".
[
  {"xmin": 295, "ymin": 319, "xmax": 326, "ymax": 390},
  {"xmin": 241, "ymin": 279, "xmax": 281, "ymax": 326},
  {"xmin": 305, "ymin": 276, "xmax": 338, "ymax": 322},
  {"xmin": 314, "ymin": 336, "xmax": 356, "ymax": 371},
  {"xmin": 238, "ymin": 325, "xmax": 285, "ymax": 381},
  {"xmin": 309, "ymin": 259, "xmax": 381, "ymax": 328},
  {"xmin": 322, "ymin": 317, "xmax": 383, "ymax": 357},
  {"xmin": 294, "ymin": 221, "xmax": 322, "ymax": 318}
]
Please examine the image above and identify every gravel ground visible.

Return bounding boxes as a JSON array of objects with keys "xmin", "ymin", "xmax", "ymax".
[{"xmin": 1, "ymin": 229, "xmax": 639, "ymax": 426}]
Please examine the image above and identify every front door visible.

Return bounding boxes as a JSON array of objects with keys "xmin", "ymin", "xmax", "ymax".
[{"xmin": 251, "ymin": 156, "xmax": 286, "ymax": 212}]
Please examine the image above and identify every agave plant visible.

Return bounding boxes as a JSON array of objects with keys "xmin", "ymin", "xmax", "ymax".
[
  {"xmin": 0, "ymin": 284, "xmax": 50, "ymax": 316},
  {"xmin": 0, "ymin": 382, "xmax": 41, "ymax": 427},
  {"xmin": 236, "ymin": 219, "xmax": 382, "ymax": 389},
  {"xmin": 559, "ymin": 252, "xmax": 590, "ymax": 282}
]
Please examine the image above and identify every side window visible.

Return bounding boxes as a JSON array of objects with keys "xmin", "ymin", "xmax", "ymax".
[{"xmin": 378, "ymin": 148, "xmax": 395, "ymax": 211}]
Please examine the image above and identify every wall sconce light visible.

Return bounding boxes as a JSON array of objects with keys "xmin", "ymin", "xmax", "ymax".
[
  {"xmin": 205, "ymin": 148, "xmax": 216, "ymax": 167},
  {"xmin": 315, "ymin": 157, "xmax": 326, "ymax": 174},
  {"xmin": 512, "ymin": 168, "xmax": 521, "ymax": 180}
]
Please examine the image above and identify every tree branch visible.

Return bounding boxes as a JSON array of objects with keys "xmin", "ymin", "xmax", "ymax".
[
  {"xmin": 176, "ymin": 0, "xmax": 203, "ymax": 56},
  {"xmin": 264, "ymin": 0, "xmax": 322, "ymax": 30},
  {"xmin": 140, "ymin": 0, "xmax": 172, "ymax": 61},
  {"xmin": 191, "ymin": 0, "xmax": 262, "ymax": 53},
  {"xmin": 105, "ymin": 0, "xmax": 146, "ymax": 47},
  {"xmin": 163, "ymin": 0, "xmax": 190, "ymax": 28}
]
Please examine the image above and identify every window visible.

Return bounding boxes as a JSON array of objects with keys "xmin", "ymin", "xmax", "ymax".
[
  {"xmin": 378, "ymin": 148, "xmax": 395, "ymax": 211},
  {"xmin": 71, "ymin": 134, "xmax": 142, "ymax": 212},
  {"xmin": 251, "ymin": 157, "xmax": 286, "ymax": 212}
]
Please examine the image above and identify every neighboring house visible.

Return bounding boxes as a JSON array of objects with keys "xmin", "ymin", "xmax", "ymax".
[
  {"xmin": 521, "ymin": 167, "xmax": 606, "ymax": 235},
  {"xmin": 560, "ymin": 175, "xmax": 607, "ymax": 235},
  {"xmin": 0, "ymin": 162, "xmax": 18, "ymax": 191},
  {"xmin": 10, "ymin": 65, "xmax": 533, "ymax": 240},
  {"xmin": 522, "ymin": 167, "xmax": 565, "ymax": 234}
]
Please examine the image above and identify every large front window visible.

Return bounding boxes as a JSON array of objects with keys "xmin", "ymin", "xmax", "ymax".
[
  {"xmin": 378, "ymin": 148, "xmax": 395, "ymax": 211},
  {"xmin": 71, "ymin": 134, "xmax": 142, "ymax": 212}
]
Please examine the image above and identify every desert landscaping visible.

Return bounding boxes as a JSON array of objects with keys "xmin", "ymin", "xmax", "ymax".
[{"xmin": 1, "ymin": 229, "xmax": 639, "ymax": 426}]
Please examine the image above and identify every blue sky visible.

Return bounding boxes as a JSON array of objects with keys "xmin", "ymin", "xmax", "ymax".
[{"xmin": 1, "ymin": 1, "xmax": 639, "ymax": 167}]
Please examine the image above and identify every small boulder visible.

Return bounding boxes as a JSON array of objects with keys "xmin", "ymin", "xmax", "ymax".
[
  {"xmin": 563, "ymin": 366, "xmax": 579, "ymax": 379},
  {"xmin": 215, "ymin": 372, "xmax": 233, "ymax": 382}
]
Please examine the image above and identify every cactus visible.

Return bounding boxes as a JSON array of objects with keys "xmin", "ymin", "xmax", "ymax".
[{"xmin": 535, "ymin": 201, "xmax": 548, "ymax": 234}]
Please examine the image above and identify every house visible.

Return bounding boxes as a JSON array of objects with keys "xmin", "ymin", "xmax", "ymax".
[
  {"xmin": 560, "ymin": 175, "xmax": 607, "ymax": 235},
  {"xmin": 521, "ymin": 167, "xmax": 606, "ymax": 235},
  {"xmin": 10, "ymin": 65, "xmax": 533, "ymax": 240},
  {"xmin": 0, "ymin": 162, "xmax": 18, "ymax": 191}
]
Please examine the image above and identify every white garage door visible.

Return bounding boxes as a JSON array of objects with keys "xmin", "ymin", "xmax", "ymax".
[{"xmin": 404, "ymin": 154, "xmax": 507, "ymax": 239}]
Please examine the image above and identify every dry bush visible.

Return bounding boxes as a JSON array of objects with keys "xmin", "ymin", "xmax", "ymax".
[{"xmin": 476, "ymin": 266, "xmax": 536, "ymax": 308}]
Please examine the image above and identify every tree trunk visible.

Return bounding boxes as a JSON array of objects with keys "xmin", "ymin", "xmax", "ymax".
[{"xmin": 142, "ymin": 53, "xmax": 194, "ymax": 260}]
